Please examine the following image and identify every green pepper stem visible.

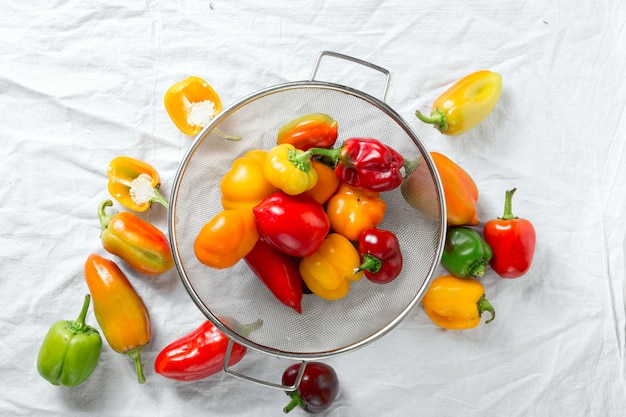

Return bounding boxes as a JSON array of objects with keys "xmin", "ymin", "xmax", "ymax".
[
  {"xmin": 477, "ymin": 295, "xmax": 496, "ymax": 324},
  {"xmin": 213, "ymin": 127, "xmax": 241, "ymax": 141},
  {"xmin": 501, "ymin": 188, "xmax": 518, "ymax": 220},
  {"xmin": 402, "ymin": 156, "xmax": 421, "ymax": 177},
  {"xmin": 150, "ymin": 185, "xmax": 170, "ymax": 210},
  {"xmin": 306, "ymin": 147, "xmax": 340, "ymax": 166},
  {"xmin": 283, "ymin": 392, "xmax": 306, "ymax": 413},
  {"xmin": 468, "ymin": 260, "xmax": 488, "ymax": 278},
  {"xmin": 127, "ymin": 346, "xmax": 146, "ymax": 384},
  {"xmin": 288, "ymin": 148, "xmax": 314, "ymax": 173},
  {"xmin": 98, "ymin": 199, "xmax": 115, "ymax": 230},
  {"xmin": 228, "ymin": 318, "xmax": 263, "ymax": 339},
  {"xmin": 416, "ymin": 108, "xmax": 449, "ymax": 133},
  {"xmin": 357, "ymin": 253, "xmax": 382, "ymax": 274},
  {"xmin": 68, "ymin": 294, "xmax": 91, "ymax": 333}
]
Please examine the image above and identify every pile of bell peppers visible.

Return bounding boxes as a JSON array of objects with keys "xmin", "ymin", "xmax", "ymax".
[
  {"xmin": 194, "ymin": 112, "xmax": 406, "ymax": 309},
  {"xmin": 404, "ymin": 70, "xmax": 537, "ymax": 330}
]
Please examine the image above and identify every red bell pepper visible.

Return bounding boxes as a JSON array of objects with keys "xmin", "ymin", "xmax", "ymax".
[
  {"xmin": 244, "ymin": 239, "xmax": 304, "ymax": 313},
  {"xmin": 357, "ymin": 228, "xmax": 403, "ymax": 284},
  {"xmin": 282, "ymin": 362, "xmax": 339, "ymax": 414},
  {"xmin": 154, "ymin": 317, "xmax": 262, "ymax": 381},
  {"xmin": 309, "ymin": 138, "xmax": 404, "ymax": 192},
  {"xmin": 484, "ymin": 188, "xmax": 536, "ymax": 278},
  {"xmin": 252, "ymin": 192, "xmax": 330, "ymax": 258}
]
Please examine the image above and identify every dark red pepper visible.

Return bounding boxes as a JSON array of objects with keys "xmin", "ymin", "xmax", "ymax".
[
  {"xmin": 154, "ymin": 317, "xmax": 262, "ymax": 381},
  {"xmin": 244, "ymin": 239, "xmax": 304, "ymax": 313},
  {"xmin": 309, "ymin": 138, "xmax": 404, "ymax": 192},
  {"xmin": 357, "ymin": 228, "xmax": 403, "ymax": 284},
  {"xmin": 282, "ymin": 361, "xmax": 339, "ymax": 414},
  {"xmin": 252, "ymin": 192, "xmax": 330, "ymax": 258},
  {"xmin": 483, "ymin": 188, "xmax": 536, "ymax": 278}
]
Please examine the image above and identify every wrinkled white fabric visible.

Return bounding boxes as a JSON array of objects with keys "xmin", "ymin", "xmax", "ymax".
[{"xmin": 2, "ymin": 0, "xmax": 626, "ymax": 416}]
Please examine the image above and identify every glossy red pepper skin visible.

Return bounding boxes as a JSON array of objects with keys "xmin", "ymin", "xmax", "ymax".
[
  {"xmin": 252, "ymin": 192, "xmax": 330, "ymax": 258},
  {"xmin": 244, "ymin": 239, "xmax": 303, "ymax": 313},
  {"xmin": 484, "ymin": 188, "xmax": 536, "ymax": 278},
  {"xmin": 282, "ymin": 362, "xmax": 339, "ymax": 414},
  {"xmin": 357, "ymin": 228, "xmax": 403, "ymax": 284},
  {"xmin": 310, "ymin": 138, "xmax": 404, "ymax": 192},
  {"xmin": 336, "ymin": 138, "xmax": 404, "ymax": 192},
  {"xmin": 154, "ymin": 318, "xmax": 262, "ymax": 381}
]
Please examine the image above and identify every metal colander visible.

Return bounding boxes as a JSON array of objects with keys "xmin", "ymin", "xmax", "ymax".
[{"xmin": 168, "ymin": 52, "xmax": 445, "ymax": 373}]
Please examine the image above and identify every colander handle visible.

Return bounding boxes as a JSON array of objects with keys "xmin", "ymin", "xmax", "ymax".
[
  {"xmin": 310, "ymin": 50, "xmax": 391, "ymax": 102},
  {"xmin": 222, "ymin": 338, "xmax": 308, "ymax": 391}
]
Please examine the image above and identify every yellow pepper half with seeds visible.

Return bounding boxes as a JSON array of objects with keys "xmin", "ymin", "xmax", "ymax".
[
  {"xmin": 421, "ymin": 275, "xmax": 495, "ymax": 330},
  {"xmin": 416, "ymin": 70, "xmax": 502, "ymax": 136},
  {"xmin": 107, "ymin": 156, "xmax": 168, "ymax": 212}
]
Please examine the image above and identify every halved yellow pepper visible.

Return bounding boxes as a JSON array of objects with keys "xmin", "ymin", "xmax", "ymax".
[
  {"xmin": 107, "ymin": 156, "xmax": 168, "ymax": 212},
  {"xmin": 299, "ymin": 233, "xmax": 364, "ymax": 300},
  {"xmin": 220, "ymin": 150, "xmax": 278, "ymax": 211},
  {"xmin": 421, "ymin": 275, "xmax": 495, "ymax": 330},
  {"xmin": 416, "ymin": 70, "xmax": 502, "ymax": 135},
  {"xmin": 164, "ymin": 76, "xmax": 222, "ymax": 136}
]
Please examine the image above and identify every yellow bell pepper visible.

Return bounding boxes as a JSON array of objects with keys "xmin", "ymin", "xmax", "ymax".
[
  {"xmin": 416, "ymin": 70, "xmax": 502, "ymax": 136},
  {"xmin": 299, "ymin": 233, "xmax": 364, "ymax": 300},
  {"xmin": 220, "ymin": 150, "xmax": 278, "ymax": 211},
  {"xmin": 421, "ymin": 275, "xmax": 495, "ymax": 330},
  {"xmin": 325, "ymin": 182, "xmax": 386, "ymax": 241},
  {"xmin": 164, "ymin": 76, "xmax": 222, "ymax": 136},
  {"xmin": 107, "ymin": 156, "xmax": 168, "ymax": 212},
  {"xmin": 194, "ymin": 209, "xmax": 259, "ymax": 269},
  {"xmin": 263, "ymin": 143, "xmax": 318, "ymax": 196}
]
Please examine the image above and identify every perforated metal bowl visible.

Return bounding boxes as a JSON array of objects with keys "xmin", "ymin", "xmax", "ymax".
[{"xmin": 168, "ymin": 51, "xmax": 445, "ymax": 387}]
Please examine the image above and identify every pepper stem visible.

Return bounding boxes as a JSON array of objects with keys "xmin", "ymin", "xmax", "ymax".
[
  {"xmin": 416, "ymin": 108, "xmax": 448, "ymax": 133},
  {"xmin": 500, "ymin": 188, "xmax": 518, "ymax": 220},
  {"xmin": 357, "ymin": 253, "xmax": 382, "ymax": 274},
  {"xmin": 227, "ymin": 318, "xmax": 264, "ymax": 338},
  {"xmin": 477, "ymin": 295, "xmax": 496, "ymax": 324},
  {"xmin": 98, "ymin": 200, "xmax": 115, "ymax": 230},
  {"xmin": 126, "ymin": 346, "xmax": 146, "ymax": 384},
  {"xmin": 468, "ymin": 260, "xmax": 488, "ymax": 278},
  {"xmin": 150, "ymin": 186, "xmax": 170, "ymax": 210},
  {"xmin": 213, "ymin": 128, "xmax": 241, "ymax": 141},
  {"xmin": 68, "ymin": 294, "xmax": 91, "ymax": 332},
  {"xmin": 283, "ymin": 392, "xmax": 307, "ymax": 413},
  {"xmin": 403, "ymin": 156, "xmax": 421, "ymax": 177},
  {"xmin": 307, "ymin": 147, "xmax": 340, "ymax": 166},
  {"xmin": 288, "ymin": 148, "xmax": 313, "ymax": 173}
]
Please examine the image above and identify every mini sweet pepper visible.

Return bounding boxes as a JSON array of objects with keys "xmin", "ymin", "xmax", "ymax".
[
  {"xmin": 299, "ymin": 233, "xmax": 364, "ymax": 300},
  {"xmin": 220, "ymin": 150, "xmax": 278, "ymax": 211},
  {"xmin": 421, "ymin": 275, "xmax": 495, "ymax": 330},
  {"xmin": 98, "ymin": 200, "xmax": 174, "ymax": 275},
  {"xmin": 84, "ymin": 254, "xmax": 152, "ymax": 384},
  {"xmin": 416, "ymin": 70, "xmax": 502, "ymax": 135},
  {"xmin": 277, "ymin": 113, "xmax": 339, "ymax": 151},
  {"xmin": 263, "ymin": 143, "xmax": 318, "ymax": 195},
  {"xmin": 107, "ymin": 156, "xmax": 169, "ymax": 212},
  {"xmin": 37, "ymin": 295, "xmax": 102, "ymax": 387},
  {"xmin": 441, "ymin": 227, "xmax": 493, "ymax": 278},
  {"xmin": 326, "ymin": 182, "xmax": 386, "ymax": 241}
]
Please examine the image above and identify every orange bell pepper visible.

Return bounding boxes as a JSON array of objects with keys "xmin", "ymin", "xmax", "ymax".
[
  {"xmin": 299, "ymin": 233, "xmax": 364, "ymax": 300},
  {"xmin": 194, "ymin": 209, "xmax": 259, "ymax": 269},
  {"xmin": 326, "ymin": 182, "xmax": 386, "ymax": 241},
  {"xmin": 84, "ymin": 254, "xmax": 152, "ymax": 383},
  {"xmin": 220, "ymin": 150, "xmax": 278, "ymax": 212},
  {"xmin": 164, "ymin": 76, "xmax": 222, "ymax": 136},
  {"xmin": 107, "ymin": 156, "xmax": 169, "ymax": 212},
  {"xmin": 302, "ymin": 160, "xmax": 340, "ymax": 204},
  {"xmin": 401, "ymin": 152, "xmax": 478, "ymax": 226}
]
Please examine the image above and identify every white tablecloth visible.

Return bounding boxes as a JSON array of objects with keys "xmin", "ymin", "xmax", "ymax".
[{"xmin": 2, "ymin": 1, "xmax": 626, "ymax": 416}]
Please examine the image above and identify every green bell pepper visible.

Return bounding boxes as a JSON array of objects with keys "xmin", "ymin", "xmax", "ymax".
[
  {"xmin": 37, "ymin": 294, "xmax": 102, "ymax": 387},
  {"xmin": 441, "ymin": 227, "xmax": 493, "ymax": 278}
]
